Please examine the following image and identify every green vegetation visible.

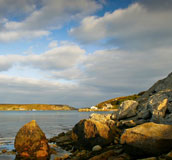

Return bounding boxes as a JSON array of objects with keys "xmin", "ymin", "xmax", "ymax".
[
  {"xmin": 96, "ymin": 92, "xmax": 145, "ymax": 109},
  {"xmin": 0, "ymin": 104, "xmax": 76, "ymax": 111}
]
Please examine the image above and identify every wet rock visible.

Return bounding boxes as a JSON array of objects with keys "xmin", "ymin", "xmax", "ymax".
[
  {"xmin": 72, "ymin": 119, "xmax": 120, "ymax": 149},
  {"xmin": 88, "ymin": 150, "xmax": 116, "ymax": 160},
  {"xmin": 92, "ymin": 145, "xmax": 102, "ymax": 151},
  {"xmin": 120, "ymin": 122, "xmax": 172, "ymax": 157},
  {"xmin": 108, "ymin": 153, "xmax": 131, "ymax": 160},
  {"xmin": 116, "ymin": 120, "xmax": 137, "ymax": 128},
  {"xmin": 54, "ymin": 154, "xmax": 70, "ymax": 160},
  {"xmin": 15, "ymin": 120, "xmax": 49, "ymax": 159},
  {"xmin": 49, "ymin": 130, "xmax": 74, "ymax": 151},
  {"xmin": 117, "ymin": 100, "xmax": 138, "ymax": 120},
  {"xmin": 137, "ymin": 157, "xmax": 157, "ymax": 160},
  {"xmin": 1, "ymin": 149, "xmax": 7, "ymax": 153},
  {"xmin": 166, "ymin": 150, "xmax": 172, "ymax": 159}
]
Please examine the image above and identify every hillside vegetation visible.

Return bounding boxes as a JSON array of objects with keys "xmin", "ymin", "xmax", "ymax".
[
  {"xmin": 96, "ymin": 91, "xmax": 145, "ymax": 109},
  {"xmin": 0, "ymin": 104, "xmax": 76, "ymax": 111}
]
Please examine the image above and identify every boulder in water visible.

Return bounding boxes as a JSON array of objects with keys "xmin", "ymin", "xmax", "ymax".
[{"xmin": 14, "ymin": 120, "xmax": 49, "ymax": 159}]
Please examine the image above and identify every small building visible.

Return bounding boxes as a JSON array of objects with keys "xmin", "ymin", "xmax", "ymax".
[
  {"xmin": 90, "ymin": 106, "xmax": 98, "ymax": 110},
  {"xmin": 106, "ymin": 103, "xmax": 113, "ymax": 109}
]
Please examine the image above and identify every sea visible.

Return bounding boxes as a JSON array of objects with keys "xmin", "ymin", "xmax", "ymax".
[{"xmin": 0, "ymin": 110, "xmax": 110, "ymax": 159}]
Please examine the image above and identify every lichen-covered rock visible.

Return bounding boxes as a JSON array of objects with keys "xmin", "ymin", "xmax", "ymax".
[
  {"xmin": 71, "ymin": 118, "xmax": 120, "ymax": 149},
  {"xmin": 165, "ymin": 113, "xmax": 172, "ymax": 123},
  {"xmin": 120, "ymin": 122, "xmax": 172, "ymax": 157},
  {"xmin": 117, "ymin": 100, "xmax": 138, "ymax": 120},
  {"xmin": 89, "ymin": 113, "xmax": 112, "ymax": 123},
  {"xmin": 146, "ymin": 91, "xmax": 169, "ymax": 123},
  {"xmin": 137, "ymin": 109, "xmax": 151, "ymax": 120},
  {"xmin": 15, "ymin": 120, "xmax": 49, "ymax": 159}
]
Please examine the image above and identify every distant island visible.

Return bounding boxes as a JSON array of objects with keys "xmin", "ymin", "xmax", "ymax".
[{"xmin": 0, "ymin": 104, "xmax": 76, "ymax": 111}]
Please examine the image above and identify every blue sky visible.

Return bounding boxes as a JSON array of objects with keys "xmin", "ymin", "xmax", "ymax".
[{"xmin": 0, "ymin": 0, "xmax": 172, "ymax": 107}]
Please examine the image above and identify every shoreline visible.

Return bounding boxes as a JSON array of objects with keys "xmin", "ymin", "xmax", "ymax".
[{"xmin": 78, "ymin": 108, "xmax": 118, "ymax": 112}]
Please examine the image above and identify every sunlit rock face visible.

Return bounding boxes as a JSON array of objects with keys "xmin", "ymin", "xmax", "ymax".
[
  {"xmin": 121, "ymin": 122, "xmax": 172, "ymax": 157},
  {"xmin": 71, "ymin": 116, "xmax": 121, "ymax": 149},
  {"xmin": 14, "ymin": 120, "xmax": 50, "ymax": 159}
]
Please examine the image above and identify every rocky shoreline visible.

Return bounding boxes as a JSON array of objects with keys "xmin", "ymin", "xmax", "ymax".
[
  {"xmin": 1, "ymin": 72, "xmax": 172, "ymax": 160},
  {"xmin": 49, "ymin": 72, "xmax": 172, "ymax": 160}
]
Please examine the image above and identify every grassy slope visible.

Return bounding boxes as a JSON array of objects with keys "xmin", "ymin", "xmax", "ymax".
[
  {"xmin": 96, "ymin": 92, "xmax": 145, "ymax": 109},
  {"xmin": 0, "ymin": 104, "xmax": 76, "ymax": 111}
]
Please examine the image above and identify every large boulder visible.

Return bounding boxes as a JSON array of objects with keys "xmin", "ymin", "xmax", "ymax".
[
  {"xmin": 137, "ymin": 90, "xmax": 172, "ymax": 124},
  {"xmin": 147, "ymin": 90, "xmax": 170, "ymax": 123},
  {"xmin": 89, "ymin": 113, "xmax": 112, "ymax": 123},
  {"xmin": 117, "ymin": 100, "xmax": 138, "ymax": 120},
  {"xmin": 120, "ymin": 122, "xmax": 172, "ymax": 157},
  {"xmin": 15, "ymin": 120, "xmax": 49, "ymax": 159},
  {"xmin": 71, "ymin": 117, "xmax": 120, "ymax": 149}
]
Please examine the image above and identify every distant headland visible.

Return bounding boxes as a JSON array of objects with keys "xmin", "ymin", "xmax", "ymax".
[{"xmin": 0, "ymin": 104, "xmax": 76, "ymax": 111}]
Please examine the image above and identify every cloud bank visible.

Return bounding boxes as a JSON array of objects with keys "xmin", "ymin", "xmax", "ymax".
[{"xmin": 0, "ymin": 0, "xmax": 172, "ymax": 107}]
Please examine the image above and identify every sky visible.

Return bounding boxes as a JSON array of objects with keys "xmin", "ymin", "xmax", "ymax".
[{"xmin": 0, "ymin": 0, "xmax": 172, "ymax": 108}]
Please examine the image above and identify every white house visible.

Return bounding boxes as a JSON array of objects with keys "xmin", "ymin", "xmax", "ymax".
[
  {"xmin": 90, "ymin": 106, "xmax": 98, "ymax": 110},
  {"xmin": 106, "ymin": 103, "xmax": 113, "ymax": 109}
]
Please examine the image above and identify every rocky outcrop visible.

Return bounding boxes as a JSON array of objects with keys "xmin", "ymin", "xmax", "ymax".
[
  {"xmin": 138, "ymin": 72, "xmax": 172, "ymax": 103},
  {"xmin": 117, "ymin": 100, "xmax": 138, "ymax": 120},
  {"xmin": 89, "ymin": 113, "xmax": 112, "ymax": 123},
  {"xmin": 71, "ymin": 114, "xmax": 121, "ymax": 149},
  {"xmin": 112, "ymin": 91, "xmax": 172, "ymax": 127},
  {"xmin": 49, "ymin": 130, "xmax": 74, "ymax": 151},
  {"xmin": 15, "ymin": 120, "xmax": 49, "ymax": 159},
  {"xmin": 120, "ymin": 122, "xmax": 172, "ymax": 156}
]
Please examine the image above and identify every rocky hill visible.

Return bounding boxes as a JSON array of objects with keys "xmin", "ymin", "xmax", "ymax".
[
  {"xmin": 138, "ymin": 72, "xmax": 172, "ymax": 102},
  {"xmin": 0, "ymin": 104, "xmax": 76, "ymax": 111}
]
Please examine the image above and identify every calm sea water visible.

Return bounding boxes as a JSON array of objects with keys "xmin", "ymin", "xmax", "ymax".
[{"xmin": 0, "ymin": 110, "xmax": 109, "ymax": 152}]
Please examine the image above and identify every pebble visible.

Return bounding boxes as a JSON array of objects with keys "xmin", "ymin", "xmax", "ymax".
[{"xmin": 92, "ymin": 145, "xmax": 102, "ymax": 151}]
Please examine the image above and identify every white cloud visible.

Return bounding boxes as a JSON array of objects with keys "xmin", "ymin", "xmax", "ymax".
[
  {"xmin": 81, "ymin": 47, "xmax": 172, "ymax": 96},
  {"xmin": 0, "ymin": 0, "xmax": 101, "ymax": 42},
  {"xmin": 0, "ymin": 30, "xmax": 49, "ymax": 42},
  {"xmin": 51, "ymin": 67, "xmax": 84, "ymax": 80},
  {"xmin": 0, "ymin": 43, "xmax": 85, "ymax": 71},
  {"xmin": 48, "ymin": 40, "xmax": 58, "ymax": 48},
  {"xmin": 0, "ymin": 74, "xmax": 103, "ymax": 107},
  {"xmin": 70, "ymin": 2, "xmax": 172, "ymax": 49},
  {"xmin": 24, "ymin": 44, "xmax": 86, "ymax": 70},
  {"xmin": 1, "ymin": 0, "xmax": 172, "ymax": 107},
  {"xmin": 0, "ymin": 0, "xmax": 37, "ymax": 18},
  {"xmin": 0, "ymin": 45, "xmax": 172, "ymax": 107}
]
